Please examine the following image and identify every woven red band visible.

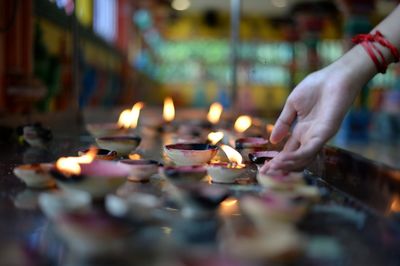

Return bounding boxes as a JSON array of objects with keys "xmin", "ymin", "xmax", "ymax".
[{"xmin": 352, "ymin": 31, "xmax": 400, "ymax": 74}]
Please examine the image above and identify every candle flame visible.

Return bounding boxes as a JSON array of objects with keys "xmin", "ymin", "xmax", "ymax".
[
  {"xmin": 117, "ymin": 102, "xmax": 144, "ymax": 129},
  {"xmin": 129, "ymin": 153, "xmax": 142, "ymax": 160},
  {"xmin": 118, "ymin": 109, "xmax": 132, "ymax": 129},
  {"xmin": 266, "ymin": 123, "xmax": 274, "ymax": 134},
  {"xmin": 220, "ymin": 145, "xmax": 244, "ymax": 167},
  {"xmin": 234, "ymin": 115, "xmax": 252, "ymax": 133},
  {"xmin": 56, "ymin": 147, "xmax": 97, "ymax": 176},
  {"xmin": 208, "ymin": 131, "xmax": 224, "ymax": 145},
  {"xmin": 130, "ymin": 102, "xmax": 144, "ymax": 129},
  {"xmin": 207, "ymin": 102, "xmax": 223, "ymax": 124},
  {"xmin": 163, "ymin": 97, "xmax": 175, "ymax": 122}
]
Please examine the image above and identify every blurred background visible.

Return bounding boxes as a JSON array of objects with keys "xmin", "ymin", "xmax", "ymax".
[{"xmin": 0, "ymin": 0, "xmax": 399, "ymax": 162}]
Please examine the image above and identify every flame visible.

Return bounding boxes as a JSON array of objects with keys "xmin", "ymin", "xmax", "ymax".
[
  {"xmin": 266, "ymin": 124, "xmax": 274, "ymax": 134},
  {"xmin": 207, "ymin": 102, "xmax": 223, "ymax": 124},
  {"xmin": 208, "ymin": 131, "xmax": 224, "ymax": 145},
  {"xmin": 118, "ymin": 109, "xmax": 132, "ymax": 129},
  {"xmin": 221, "ymin": 198, "xmax": 238, "ymax": 207},
  {"xmin": 234, "ymin": 115, "xmax": 252, "ymax": 133},
  {"xmin": 56, "ymin": 147, "xmax": 97, "ymax": 176},
  {"xmin": 129, "ymin": 153, "xmax": 142, "ymax": 160},
  {"xmin": 130, "ymin": 102, "xmax": 144, "ymax": 128},
  {"xmin": 163, "ymin": 97, "xmax": 175, "ymax": 122},
  {"xmin": 220, "ymin": 145, "xmax": 244, "ymax": 167},
  {"xmin": 117, "ymin": 102, "xmax": 144, "ymax": 129}
]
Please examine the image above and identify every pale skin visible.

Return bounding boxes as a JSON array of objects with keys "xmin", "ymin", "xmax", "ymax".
[{"xmin": 261, "ymin": 5, "xmax": 400, "ymax": 174}]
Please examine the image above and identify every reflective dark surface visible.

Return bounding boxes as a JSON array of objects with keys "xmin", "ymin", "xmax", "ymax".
[{"xmin": 1, "ymin": 116, "xmax": 400, "ymax": 266}]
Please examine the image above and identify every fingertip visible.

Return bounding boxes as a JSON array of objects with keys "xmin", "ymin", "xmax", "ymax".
[{"xmin": 269, "ymin": 125, "xmax": 288, "ymax": 144}]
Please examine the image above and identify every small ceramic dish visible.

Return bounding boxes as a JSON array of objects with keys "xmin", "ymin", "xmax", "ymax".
[
  {"xmin": 164, "ymin": 143, "xmax": 218, "ymax": 166},
  {"xmin": 159, "ymin": 165, "xmax": 207, "ymax": 183},
  {"xmin": 240, "ymin": 193, "xmax": 308, "ymax": 222},
  {"xmin": 118, "ymin": 159, "xmax": 159, "ymax": 182},
  {"xmin": 22, "ymin": 124, "xmax": 52, "ymax": 148},
  {"xmin": 235, "ymin": 137, "xmax": 269, "ymax": 162},
  {"xmin": 78, "ymin": 148, "xmax": 118, "ymax": 161},
  {"xmin": 207, "ymin": 162, "xmax": 246, "ymax": 184},
  {"xmin": 96, "ymin": 136, "xmax": 141, "ymax": 156},
  {"xmin": 51, "ymin": 160, "xmax": 130, "ymax": 198},
  {"xmin": 13, "ymin": 163, "xmax": 56, "ymax": 188},
  {"xmin": 256, "ymin": 172, "xmax": 305, "ymax": 190},
  {"xmin": 38, "ymin": 190, "xmax": 91, "ymax": 220},
  {"xmin": 86, "ymin": 123, "xmax": 124, "ymax": 137}
]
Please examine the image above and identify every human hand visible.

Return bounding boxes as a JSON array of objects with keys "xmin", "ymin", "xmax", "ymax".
[{"xmin": 260, "ymin": 50, "xmax": 375, "ymax": 174}]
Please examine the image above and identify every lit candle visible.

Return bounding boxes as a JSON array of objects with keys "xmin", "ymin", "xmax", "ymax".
[
  {"xmin": 163, "ymin": 97, "xmax": 175, "ymax": 123},
  {"xmin": 207, "ymin": 102, "xmax": 223, "ymax": 125},
  {"xmin": 234, "ymin": 115, "xmax": 252, "ymax": 134}
]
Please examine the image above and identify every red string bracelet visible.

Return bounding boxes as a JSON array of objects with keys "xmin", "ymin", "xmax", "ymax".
[{"xmin": 352, "ymin": 31, "xmax": 400, "ymax": 74}]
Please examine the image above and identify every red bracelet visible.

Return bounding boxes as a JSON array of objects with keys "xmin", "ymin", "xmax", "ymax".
[{"xmin": 352, "ymin": 31, "xmax": 400, "ymax": 74}]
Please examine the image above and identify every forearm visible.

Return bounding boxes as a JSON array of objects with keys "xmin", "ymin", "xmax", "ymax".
[{"xmin": 332, "ymin": 5, "xmax": 400, "ymax": 98}]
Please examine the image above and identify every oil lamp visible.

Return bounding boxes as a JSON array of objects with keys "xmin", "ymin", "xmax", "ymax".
[
  {"xmin": 86, "ymin": 102, "xmax": 144, "ymax": 137},
  {"xmin": 51, "ymin": 148, "xmax": 130, "ymax": 198},
  {"xmin": 235, "ymin": 137, "xmax": 269, "ymax": 162},
  {"xmin": 13, "ymin": 163, "xmax": 55, "ymax": 188},
  {"xmin": 207, "ymin": 145, "xmax": 246, "ymax": 184},
  {"xmin": 207, "ymin": 102, "xmax": 223, "ymax": 125}
]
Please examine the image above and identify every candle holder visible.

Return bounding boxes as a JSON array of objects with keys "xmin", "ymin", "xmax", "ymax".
[
  {"xmin": 207, "ymin": 162, "xmax": 246, "ymax": 184},
  {"xmin": 235, "ymin": 137, "xmax": 269, "ymax": 162},
  {"xmin": 51, "ymin": 160, "xmax": 130, "ymax": 199},
  {"xmin": 78, "ymin": 148, "xmax": 118, "ymax": 161},
  {"xmin": 118, "ymin": 159, "xmax": 160, "ymax": 182},
  {"xmin": 96, "ymin": 136, "xmax": 141, "ymax": 157},
  {"xmin": 13, "ymin": 163, "xmax": 56, "ymax": 188},
  {"xmin": 164, "ymin": 143, "xmax": 218, "ymax": 166},
  {"xmin": 256, "ymin": 172, "xmax": 305, "ymax": 190}
]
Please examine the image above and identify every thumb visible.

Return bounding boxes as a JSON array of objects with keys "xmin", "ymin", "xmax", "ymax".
[{"xmin": 270, "ymin": 101, "xmax": 296, "ymax": 144}]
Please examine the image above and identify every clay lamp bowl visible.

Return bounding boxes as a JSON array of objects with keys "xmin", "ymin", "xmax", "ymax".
[
  {"xmin": 86, "ymin": 123, "xmax": 125, "ymax": 138},
  {"xmin": 240, "ymin": 193, "xmax": 309, "ymax": 223},
  {"xmin": 96, "ymin": 136, "xmax": 141, "ymax": 157},
  {"xmin": 235, "ymin": 137, "xmax": 269, "ymax": 162},
  {"xmin": 78, "ymin": 148, "xmax": 118, "ymax": 161},
  {"xmin": 159, "ymin": 165, "xmax": 207, "ymax": 183},
  {"xmin": 248, "ymin": 150, "xmax": 280, "ymax": 169},
  {"xmin": 256, "ymin": 172, "xmax": 305, "ymax": 190},
  {"xmin": 13, "ymin": 163, "xmax": 56, "ymax": 188},
  {"xmin": 207, "ymin": 162, "xmax": 246, "ymax": 184},
  {"xmin": 51, "ymin": 160, "xmax": 130, "ymax": 199},
  {"xmin": 164, "ymin": 143, "xmax": 218, "ymax": 166},
  {"xmin": 207, "ymin": 145, "xmax": 247, "ymax": 184},
  {"xmin": 118, "ymin": 159, "xmax": 160, "ymax": 182}
]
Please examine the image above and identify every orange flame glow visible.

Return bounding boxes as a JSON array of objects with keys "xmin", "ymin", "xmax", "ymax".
[
  {"xmin": 389, "ymin": 195, "xmax": 400, "ymax": 213},
  {"xmin": 129, "ymin": 153, "xmax": 142, "ymax": 160},
  {"xmin": 118, "ymin": 109, "xmax": 132, "ymax": 129},
  {"xmin": 208, "ymin": 131, "xmax": 224, "ymax": 145},
  {"xmin": 56, "ymin": 147, "xmax": 97, "ymax": 176},
  {"xmin": 163, "ymin": 97, "xmax": 175, "ymax": 122},
  {"xmin": 220, "ymin": 145, "xmax": 244, "ymax": 167},
  {"xmin": 117, "ymin": 102, "xmax": 144, "ymax": 129},
  {"xmin": 207, "ymin": 102, "xmax": 223, "ymax": 124},
  {"xmin": 219, "ymin": 197, "xmax": 239, "ymax": 216},
  {"xmin": 130, "ymin": 102, "xmax": 144, "ymax": 129},
  {"xmin": 234, "ymin": 115, "xmax": 252, "ymax": 133}
]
